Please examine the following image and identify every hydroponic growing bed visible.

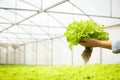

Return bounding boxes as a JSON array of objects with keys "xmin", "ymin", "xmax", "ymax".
[{"xmin": 0, "ymin": 64, "xmax": 120, "ymax": 80}]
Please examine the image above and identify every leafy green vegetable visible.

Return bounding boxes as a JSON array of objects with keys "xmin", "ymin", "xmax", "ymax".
[
  {"xmin": 0, "ymin": 64, "xmax": 120, "ymax": 80},
  {"xmin": 64, "ymin": 20, "xmax": 109, "ymax": 49}
]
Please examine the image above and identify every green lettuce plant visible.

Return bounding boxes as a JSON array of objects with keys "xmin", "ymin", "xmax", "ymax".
[
  {"xmin": 64, "ymin": 20, "xmax": 109, "ymax": 49},
  {"xmin": 0, "ymin": 64, "xmax": 120, "ymax": 80}
]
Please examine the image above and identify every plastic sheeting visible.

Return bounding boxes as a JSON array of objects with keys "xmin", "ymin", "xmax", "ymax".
[
  {"xmin": 0, "ymin": 24, "xmax": 120, "ymax": 65},
  {"xmin": 0, "ymin": 0, "xmax": 120, "ymax": 65}
]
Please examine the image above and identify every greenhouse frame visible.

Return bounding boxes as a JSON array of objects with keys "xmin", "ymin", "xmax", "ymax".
[{"xmin": 0, "ymin": 0, "xmax": 120, "ymax": 66}]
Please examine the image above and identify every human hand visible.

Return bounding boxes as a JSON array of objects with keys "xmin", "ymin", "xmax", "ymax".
[{"xmin": 79, "ymin": 38, "xmax": 100, "ymax": 47}]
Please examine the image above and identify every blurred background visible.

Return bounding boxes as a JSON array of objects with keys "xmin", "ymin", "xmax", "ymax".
[{"xmin": 0, "ymin": 0, "xmax": 120, "ymax": 66}]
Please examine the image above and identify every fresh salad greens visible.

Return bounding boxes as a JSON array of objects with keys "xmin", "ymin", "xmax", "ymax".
[
  {"xmin": 0, "ymin": 64, "xmax": 120, "ymax": 80},
  {"xmin": 64, "ymin": 20, "xmax": 109, "ymax": 49}
]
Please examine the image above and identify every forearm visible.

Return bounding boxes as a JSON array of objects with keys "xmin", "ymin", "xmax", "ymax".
[
  {"xmin": 80, "ymin": 38, "xmax": 112, "ymax": 49},
  {"xmin": 98, "ymin": 40, "xmax": 112, "ymax": 49}
]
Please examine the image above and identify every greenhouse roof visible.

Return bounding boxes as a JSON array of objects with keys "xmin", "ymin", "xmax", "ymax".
[{"xmin": 0, "ymin": 0, "xmax": 120, "ymax": 45}]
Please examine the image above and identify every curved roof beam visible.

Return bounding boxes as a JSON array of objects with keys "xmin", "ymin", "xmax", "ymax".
[
  {"xmin": 23, "ymin": 35, "xmax": 64, "ymax": 45},
  {"xmin": 46, "ymin": 11, "xmax": 120, "ymax": 20},
  {"xmin": 0, "ymin": 7, "xmax": 37, "ymax": 12},
  {"xmin": 68, "ymin": 1, "xmax": 94, "ymax": 21},
  {"xmin": 0, "ymin": 1, "xmax": 66, "ymax": 40},
  {"xmin": 19, "ymin": 0, "xmax": 40, "ymax": 9},
  {"xmin": 14, "ymin": 0, "xmax": 67, "ymax": 39},
  {"xmin": 0, "ymin": 16, "xmax": 23, "ymax": 43},
  {"xmin": 0, "ymin": 16, "xmax": 13, "ymax": 23},
  {"xmin": 0, "ymin": 0, "xmax": 68, "ymax": 33},
  {"xmin": 105, "ymin": 23, "xmax": 120, "ymax": 29},
  {"xmin": 0, "ymin": 31, "xmax": 9, "ymax": 40},
  {"xmin": 18, "ymin": 0, "xmax": 66, "ymax": 31},
  {"xmin": 0, "ymin": 22, "xmax": 65, "ymax": 28},
  {"xmin": 8, "ymin": 10, "xmax": 40, "ymax": 41},
  {"xmin": 46, "ymin": 13, "xmax": 65, "ymax": 27},
  {"xmin": 8, "ymin": 10, "xmax": 52, "ymax": 39},
  {"xmin": 0, "ymin": 16, "xmax": 24, "ymax": 43},
  {"xmin": 0, "ymin": 25, "xmax": 24, "ymax": 43}
]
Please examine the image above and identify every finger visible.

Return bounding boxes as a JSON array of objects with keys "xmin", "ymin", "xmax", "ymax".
[
  {"xmin": 80, "ymin": 38, "xmax": 88, "ymax": 41},
  {"xmin": 79, "ymin": 42, "xmax": 86, "ymax": 46},
  {"xmin": 79, "ymin": 41, "xmax": 86, "ymax": 42}
]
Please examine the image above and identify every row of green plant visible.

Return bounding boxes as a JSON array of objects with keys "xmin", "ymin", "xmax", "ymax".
[{"xmin": 0, "ymin": 64, "xmax": 120, "ymax": 80}]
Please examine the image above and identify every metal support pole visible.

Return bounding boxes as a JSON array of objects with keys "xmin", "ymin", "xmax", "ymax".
[
  {"xmin": 71, "ymin": 48, "xmax": 73, "ymax": 65},
  {"xmin": 110, "ymin": 0, "xmax": 112, "ymax": 17},
  {"xmin": 6, "ymin": 47, "xmax": 8, "ymax": 64},
  {"xmin": 100, "ymin": 48, "xmax": 102, "ymax": 64},
  {"xmin": 36, "ymin": 41, "xmax": 38, "ymax": 65},
  {"xmin": 24, "ymin": 45, "xmax": 26, "ymax": 65},
  {"xmin": 14, "ymin": 49, "xmax": 17, "ymax": 64},
  {"xmin": 0, "ymin": 48, "xmax": 2, "ymax": 64},
  {"xmin": 51, "ymin": 39, "xmax": 53, "ymax": 66}
]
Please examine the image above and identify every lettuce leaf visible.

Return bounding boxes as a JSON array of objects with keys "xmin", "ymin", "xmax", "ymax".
[{"xmin": 64, "ymin": 20, "xmax": 109, "ymax": 49}]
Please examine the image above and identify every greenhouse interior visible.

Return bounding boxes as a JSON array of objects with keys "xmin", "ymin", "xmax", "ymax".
[{"xmin": 0, "ymin": 0, "xmax": 120, "ymax": 80}]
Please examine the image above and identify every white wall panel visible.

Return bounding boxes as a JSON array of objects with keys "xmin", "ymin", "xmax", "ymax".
[
  {"xmin": 24, "ymin": 43, "xmax": 37, "ymax": 65},
  {"xmin": 37, "ymin": 40, "xmax": 51, "ymax": 66},
  {"xmin": 0, "ymin": 47, "xmax": 7, "ymax": 64}
]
